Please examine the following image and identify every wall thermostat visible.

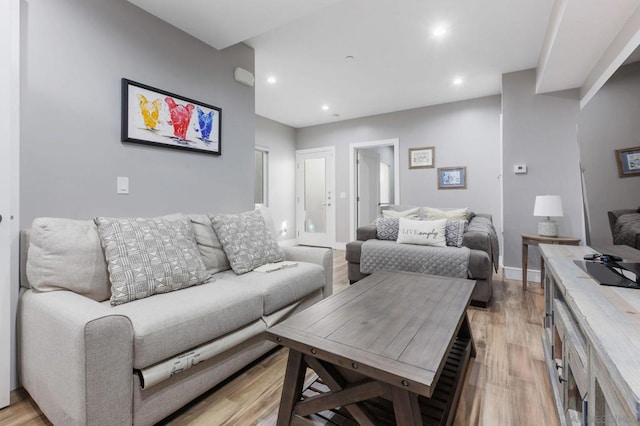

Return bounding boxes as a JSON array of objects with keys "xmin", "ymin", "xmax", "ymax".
[{"xmin": 514, "ymin": 164, "xmax": 527, "ymax": 174}]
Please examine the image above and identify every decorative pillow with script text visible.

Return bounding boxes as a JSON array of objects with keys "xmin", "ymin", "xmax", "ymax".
[{"xmin": 396, "ymin": 218, "xmax": 447, "ymax": 247}]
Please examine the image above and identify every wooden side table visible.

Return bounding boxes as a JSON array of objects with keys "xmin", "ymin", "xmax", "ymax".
[{"xmin": 521, "ymin": 234, "xmax": 580, "ymax": 291}]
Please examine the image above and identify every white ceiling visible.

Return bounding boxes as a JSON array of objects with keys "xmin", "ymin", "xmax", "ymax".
[{"xmin": 128, "ymin": 0, "xmax": 640, "ymax": 128}]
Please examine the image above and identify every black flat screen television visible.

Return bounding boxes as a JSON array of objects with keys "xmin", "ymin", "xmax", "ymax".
[{"xmin": 574, "ymin": 260, "xmax": 640, "ymax": 289}]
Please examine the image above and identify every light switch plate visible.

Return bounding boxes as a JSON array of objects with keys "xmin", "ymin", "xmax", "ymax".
[{"xmin": 117, "ymin": 177, "xmax": 129, "ymax": 194}]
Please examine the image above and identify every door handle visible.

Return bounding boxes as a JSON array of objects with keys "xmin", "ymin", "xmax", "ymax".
[{"xmin": 0, "ymin": 214, "xmax": 2, "ymax": 223}]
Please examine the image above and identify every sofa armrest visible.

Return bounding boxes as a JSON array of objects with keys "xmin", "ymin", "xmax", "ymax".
[
  {"xmin": 19, "ymin": 289, "xmax": 134, "ymax": 426},
  {"xmin": 462, "ymin": 230, "xmax": 492, "ymax": 254},
  {"xmin": 282, "ymin": 246, "xmax": 333, "ymax": 297},
  {"xmin": 356, "ymin": 225, "xmax": 377, "ymax": 241},
  {"xmin": 608, "ymin": 209, "xmax": 638, "ymax": 234}
]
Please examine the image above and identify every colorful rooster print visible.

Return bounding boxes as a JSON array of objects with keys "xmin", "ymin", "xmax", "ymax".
[
  {"xmin": 165, "ymin": 97, "xmax": 194, "ymax": 141},
  {"xmin": 136, "ymin": 94, "xmax": 163, "ymax": 130},
  {"xmin": 196, "ymin": 107, "xmax": 215, "ymax": 141}
]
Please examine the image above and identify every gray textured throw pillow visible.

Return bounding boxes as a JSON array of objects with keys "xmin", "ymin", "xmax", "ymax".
[
  {"xmin": 445, "ymin": 220, "xmax": 468, "ymax": 247},
  {"xmin": 95, "ymin": 216, "xmax": 210, "ymax": 306},
  {"xmin": 376, "ymin": 217, "xmax": 399, "ymax": 240},
  {"xmin": 209, "ymin": 210, "xmax": 285, "ymax": 275}
]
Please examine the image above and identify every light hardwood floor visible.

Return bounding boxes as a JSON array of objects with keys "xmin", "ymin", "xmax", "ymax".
[{"xmin": 0, "ymin": 250, "xmax": 558, "ymax": 426}]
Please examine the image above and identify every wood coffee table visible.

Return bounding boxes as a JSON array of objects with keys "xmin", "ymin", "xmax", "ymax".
[{"xmin": 267, "ymin": 270, "xmax": 476, "ymax": 426}]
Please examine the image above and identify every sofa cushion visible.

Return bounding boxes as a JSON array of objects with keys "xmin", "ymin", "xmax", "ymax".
[
  {"xmin": 26, "ymin": 218, "xmax": 111, "ymax": 302},
  {"xmin": 213, "ymin": 261, "xmax": 326, "ymax": 315},
  {"xmin": 209, "ymin": 210, "xmax": 285, "ymax": 274},
  {"xmin": 421, "ymin": 207, "xmax": 468, "ymax": 221},
  {"xmin": 188, "ymin": 214, "xmax": 231, "ymax": 275},
  {"xmin": 108, "ymin": 279, "xmax": 264, "ymax": 369},
  {"xmin": 382, "ymin": 207, "xmax": 420, "ymax": 219},
  {"xmin": 397, "ymin": 218, "xmax": 447, "ymax": 246},
  {"xmin": 95, "ymin": 216, "xmax": 209, "ymax": 306}
]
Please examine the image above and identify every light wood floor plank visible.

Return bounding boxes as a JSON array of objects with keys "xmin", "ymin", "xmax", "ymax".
[{"xmin": 0, "ymin": 250, "xmax": 559, "ymax": 426}]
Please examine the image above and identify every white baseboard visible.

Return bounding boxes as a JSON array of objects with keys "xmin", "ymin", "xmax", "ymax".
[
  {"xmin": 278, "ymin": 239, "xmax": 298, "ymax": 247},
  {"xmin": 283, "ymin": 240, "xmax": 346, "ymax": 249},
  {"xmin": 503, "ymin": 266, "xmax": 541, "ymax": 283}
]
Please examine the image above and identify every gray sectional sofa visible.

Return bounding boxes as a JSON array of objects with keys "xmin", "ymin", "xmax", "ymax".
[
  {"xmin": 608, "ymin": 208, "xmax": 640, "ymax": 249},
  {"xmin": 346, "ymin": 207, "xmax": 498, "ymax": 307},
  {"xmin": 17, "ymin": 210, "xmax": 332, "ymax": 426}
]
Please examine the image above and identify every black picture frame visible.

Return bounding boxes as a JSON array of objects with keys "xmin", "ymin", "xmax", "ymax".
[{"xmin": 121, "ymin": 78, "xmax": 222, "ymax": 155}]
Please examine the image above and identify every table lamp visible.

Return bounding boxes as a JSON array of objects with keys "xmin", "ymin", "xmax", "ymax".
[{"xmin": 533, "ymin": 195, "xmax": 563, "ymax": 237}]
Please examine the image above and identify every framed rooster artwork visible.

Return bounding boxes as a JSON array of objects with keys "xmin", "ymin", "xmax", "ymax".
[{"xmin": 121, "ymin": 78, "xmax": 222, "ymax": 155}]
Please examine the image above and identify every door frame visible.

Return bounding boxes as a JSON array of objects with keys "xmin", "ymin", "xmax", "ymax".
[
  {"xmin": 1, "ymin": 0, "xmax": 20, "ymax": 406},
  {"xmin": 349, "ymin": 139, "xmax": 400, "ymax": 242},
  {"xmin": 295, "ymin": 146, "xmax": 336, "ymax": 248}
]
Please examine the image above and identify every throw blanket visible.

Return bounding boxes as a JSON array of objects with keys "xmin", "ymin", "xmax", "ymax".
[
  {"xmin": 360, "ymin": 239, "xmax": 470, "ymax": 278},
  {"xmin": 466, "ymin": 216, "xmax": 500, "ymax": 272},
  {"xmin": 613, "ymin": 213, "xmax": 640, "ymax": 249}
]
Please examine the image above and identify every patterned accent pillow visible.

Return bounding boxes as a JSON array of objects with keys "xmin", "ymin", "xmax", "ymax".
[
  {"xmin": 209, "ymin": 210, "xmax": 285, "ymax": 275},
  {"xmin": 376, "ymin": 217, "xmax": 399, "ymax": 240},
  {"xmin": 445, "ymin": 220, "xmax": 468, "ymax": 247},
  {"xmin": 95, "ymin": 216, "xmax": 210, "ymax": 306}
]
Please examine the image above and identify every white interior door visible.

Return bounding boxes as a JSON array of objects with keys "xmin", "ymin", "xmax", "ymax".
[
  {"xmin": 357, "ymin": 150, "xmax": 380, "ymax": 227},
  {"xmin": 0, "ymin": 0, "xmax": 19, "ymax": 408},
  {"xmin": 296, "ymin": 148, "xmax": 336, "ymax": 248}
]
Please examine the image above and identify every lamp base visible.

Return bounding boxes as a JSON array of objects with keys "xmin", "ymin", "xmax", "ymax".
[{"xmin": 538, "ymin": 219, "xmax": 559, "ymax": 237}]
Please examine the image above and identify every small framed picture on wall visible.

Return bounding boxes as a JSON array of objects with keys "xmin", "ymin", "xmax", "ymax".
[
  {"xmin": 615, "ymin": 146, "xmax": 640, "ymax": 178},
  {"xmin": 438, "ymin": 166, "xmax": 467, "ymax": 189},
  {"xmin": 408, "ymin": 146, "xmax": 435, "ymax": 169}
]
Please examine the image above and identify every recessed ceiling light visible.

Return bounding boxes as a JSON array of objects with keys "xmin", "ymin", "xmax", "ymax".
[
  {"xmin": 432, "ymin": 24, "xmax": 447, "ymax": 38},
  {"xmin": 452, "ymin": 77, "xmax": 463, "ymax": 86},
  {"xmin": 322, "ymin": 105, "xmax": 329, "ymax": 111},
  {"xmin": 267, "ymin": 76, "xmax": 277, "ymax": 84},
  {"xmin": 345, "ymin": 55, "xmax": 355, "ymax": 60}
]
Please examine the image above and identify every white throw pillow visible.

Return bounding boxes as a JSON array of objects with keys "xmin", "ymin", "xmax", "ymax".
[
  {"xmin": 421, "ymin": 207, "xmax": 468, "ymax": 221},
  {"xmin": 382, "ymin": 207, "xmax": 420, "ymax": 219},
  {"xmin": 397, "ymin": 218, "xmax": 447, "ymax": 246}
]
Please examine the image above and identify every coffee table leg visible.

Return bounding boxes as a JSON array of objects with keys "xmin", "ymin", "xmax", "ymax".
[
  {"xmin": 277, "ymin": 349, "xmax": 306, "ymax": 426},
  {"xmin": 391, "ymin": 387, "xmax": 423, "ymax": 426}
]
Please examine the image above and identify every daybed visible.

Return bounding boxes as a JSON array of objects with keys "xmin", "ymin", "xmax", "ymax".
[
  {"xmin": 17, "ymin": 210, "xmax": 332, "ymax": 426},
  {"xmin": 608, "ymin": 208, "xmax": 640, "ymax": 250},
  {"xmin": 346, "ymin": 206, "xmax": 498, "ymax": 307}
]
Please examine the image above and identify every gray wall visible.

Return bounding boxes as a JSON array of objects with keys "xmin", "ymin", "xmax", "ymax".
[
  {"xmin": 577, "ymin": 61, "xmax": 640, "ymax": 248},
  {"xmin": 502, "ymin": 69, "xmax": 585, "ymax": 270},
  {"xmin": 296, "ymin": 96, "xmax": 502, "ymax": 244},
  {"xmin": 16, "ymin": 0, "xmax": 255, "ymax": 390},
  {"xmin": 21, "ymin": 0, "xmax": 255, "ymax": 225},
  {"xmin": 255, "ymin": 115, "xmax": 297, "ymax": 241}
]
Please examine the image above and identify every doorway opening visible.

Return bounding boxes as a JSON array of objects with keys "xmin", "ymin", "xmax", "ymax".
[{"xmin": 349, "ymin": 139, "xmax": 400, "ymax": 241}]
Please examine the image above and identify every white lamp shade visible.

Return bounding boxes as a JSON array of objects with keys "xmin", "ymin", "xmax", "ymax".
[{"xmin": 533, "ymin": 195, "xmax": 563, "ymax": 217}]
